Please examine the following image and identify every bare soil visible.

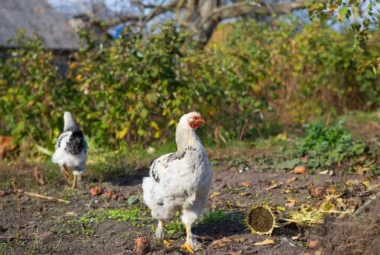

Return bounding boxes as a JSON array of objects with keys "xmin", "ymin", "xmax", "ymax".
[{"xmin": 0, "ymin": 161, "xmax": 377, "ymax": 255}]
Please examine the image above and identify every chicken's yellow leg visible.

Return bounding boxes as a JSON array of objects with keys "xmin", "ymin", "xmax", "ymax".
[
  {"xmin": 180, "ymin": 224, "xmax": 194, "ymax": 254},
  {"xmin": 63, "ymin": 166, "xmax": 70, "ymax": 182},
  {"xmin": 70, "ymin": 174, "xmax": 77, "ymax": 189}
]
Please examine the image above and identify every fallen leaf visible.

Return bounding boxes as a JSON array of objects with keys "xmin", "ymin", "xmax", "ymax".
[
  {"xmin": 281, "ymin": 189, "xmax": 292, "ymax": 194},
  {"xmin": 326, "ymin": 186, "xmax": 336, "ymax": 194},
  {"xmin": 227, "ymin": 200, "xmax": 237, "ymax": 207},
  {"xmin": 286, "ymin": 176, "xmax": 297, "ymax": 184},
  {"xmin": 285, "ymin": 202, "xmax": 295, "ymax": 208},
  {"xmin": 231, "ymin": 237, "xmax": 246, "ymax": 243},
  {"xmin": 127, "ymin": 195, "xmax": 139, "ymax": 205},
  {"xmin": 285, "ymin": 198, "xmax": 296, "ymax": 208},
  {"xmin": 241, "ymin": 181, "xmax": 251, "ymax": 188},
  {"xmin": 163, "ymin": 239, "xmax": 175, "ymax": 247},
  {"xmin": 265, "ymin": 184, "xmax": 278, "ymax": 191},
  {"xmin": 228, "ymin": 251, "xmax": 243, "ymax": 255},
  {"xmin": 253, "ymin": 238, "xmax": 275, "ymax": 246},
  {"xmin": 240, "ymin": 192, "xmax": 251, "ymax": 196},
  {"xmin": 65, "ymin": 211, "xmax": 78, "ymax": 217},
  {"xmin": 315, "ymin": 248, "xmax": 323, "ymax": 255},
  {"xmin": 291, "ymin": 235, "xmax": 300, "ymax": 240},
  {"xmin": 210, "ymin": 192, "xmax": 221, "ymax": 199},
  {"xmin": 355, "ymin": 165, "xmax": 371, "ymax": 175},
  {"xmin": 39, "ymin": 231, "xmax": 52, "ymax": 239},
  {"xmin": 212, "ymin": 237, "xmax": 232, "ymax": 248},
  {"xmin": 199, "ymin": 235, "xmax": 214, "ymax": 241},
  {"xmin": 210, "ymin": 197, "xmax": 223, "ymax": 208},
  {"xmin": 308, "ymin": 182, "xmax": 325, "ymax": 198},
  {"xmin": 357, "ymin": 156, "xmax": 367, "ymax": 163},
  {"xmin": 320, "ymin": 202, "xmax": 336, "ymax": 212}
]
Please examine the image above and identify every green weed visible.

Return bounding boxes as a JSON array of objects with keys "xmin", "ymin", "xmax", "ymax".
[
  {"xmin": 53, "ymin": 207, "xmax": 148, "ymax": 237},
  {"xmin": 105, "ymin": 207, "xmax": 141, "ymax": 222},
  {"xmin": 275, "ymin": 120, "xmax": 374, "ymax": 171},
  {"xmin": 201, "ymin": 210, "xmax": 226, "ymax": 223},
  {"xmin": 165, "ymin": 220, "xmax": 184, "ymax": 234},
  {"xmin": 151, "ymin": 212, "xmax": 184, "ymax": 235}
]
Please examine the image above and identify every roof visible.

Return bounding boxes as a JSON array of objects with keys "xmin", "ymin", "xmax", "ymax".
[{"xmin": 0, "ymin": 0, "xmax": 79, "ymax": 50}]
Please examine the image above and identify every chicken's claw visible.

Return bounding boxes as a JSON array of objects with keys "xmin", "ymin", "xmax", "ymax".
[{"xmin": 180, "ymin": 242, "xmax": 194, "ymax": 254}]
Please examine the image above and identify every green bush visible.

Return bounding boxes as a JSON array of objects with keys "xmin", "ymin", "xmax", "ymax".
[
  {"xmin": 296, "ymin": 120, "xmax": 366, "ymax": 167},
  {"xmin": 0, "ymin": 30, "xmax": 75, "ymax": 151},
  {"xmin": 209, "ymin": 19, "xmax": 380, "ymax": 125},
  {"xmin": 0, "ymin": 19, "xmax": 379, "ymax": 157}
]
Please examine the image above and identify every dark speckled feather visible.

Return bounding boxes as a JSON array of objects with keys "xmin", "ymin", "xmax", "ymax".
[{"xmin": 65, "ymin": 131, "xmax": 87, "ymax": 155}]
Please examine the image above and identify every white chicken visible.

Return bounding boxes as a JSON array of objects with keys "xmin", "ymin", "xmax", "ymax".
[
  {"xmin": 52, "ymin": 112, "xmax": 87, "ymax": 189},
  {"xmin": 142, "ymin": 112, "xmax": 212, "ymax": 253}
]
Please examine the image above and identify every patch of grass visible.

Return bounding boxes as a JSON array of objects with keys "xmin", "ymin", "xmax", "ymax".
[
  {"xmin": 271, "ymin": 120, "xmax": 378, "ymax": 172},
  {"xmin": 53, "ymin": 206, "xmax": 149, "ymax": 237},
  {"xmin": 166, "ymin": 219, "xmax": 184, "ymax": 234},
  {"xmin": 105, "ymin": 207, "xmax": 141, "ymax": 222},
  {"xmin": 151, "ymin": 212, "xmax": 184, "ymax": 235},
  {"xmin": 43, "ymin": 167, "xmax": 61, "ymax": 182},
  {"xmin": 297, "ymin": 120, "xmax": 364, "ymax": 159},
  {"xmin": 0, "ymin": 241, "xmax": 12, "ymax": 251},
  {"xmin": 201, "ymin": 210, "xmax": 226, "ymax": 223},
  {"xmin": 77, "ymin": 215, "xmax": 96, "ymax": 236},
  {"xmin": 0, "ymin": 178, "xmax": 11, "ymax": 189}
]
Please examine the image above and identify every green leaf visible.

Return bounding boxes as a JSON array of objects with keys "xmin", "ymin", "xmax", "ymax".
[
  {"xmin": 141, "ymin": 108, "xmax": 148, "ymax": 119},
  {"xmin": 116, "ymin": 127, "xmax": 128, "ymax": 139},
  {"xmin": 308, "ymin": 2, "xmax": 325, "ymax": 13},
  {"xmin": 127, "ymin": 195, "xmax": 139, "ymax": 205},
  {"xmin": 338, "ymin": 7, "xmax": 348, "ymax": 22},
  {"xmin": 277, "ymin": 159, "xmax": 300, "ymax": 170}
]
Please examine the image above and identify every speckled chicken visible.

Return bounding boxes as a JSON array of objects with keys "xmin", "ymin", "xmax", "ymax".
[
  {"xmin": 142, "ymin": 112, "xmax": 212, "ymax": 253},
  {"xmin": 52, "ymin": 112, "xmax": 87, "ymax": 189}
]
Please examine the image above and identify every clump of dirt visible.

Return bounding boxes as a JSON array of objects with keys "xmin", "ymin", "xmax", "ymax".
[{"xmin": 315, "ymin": 199, "xmax": 380, "ymax": 255}]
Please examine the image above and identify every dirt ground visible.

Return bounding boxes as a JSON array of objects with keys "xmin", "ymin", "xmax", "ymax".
[{"xmin": 0, "ymin": 159, "xmax": 377, "ymax": 255}]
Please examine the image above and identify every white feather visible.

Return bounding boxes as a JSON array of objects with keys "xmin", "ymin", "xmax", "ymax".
[
  {"xmin": 142, "ymin": 112, "xmax": 212, "ymax": 245},
  {"xmin": 52, "ymin": 131, "xmax": 86, "ymax": 169},
  {"xmin": 52, "ymin": 112, "xmax": 87, "ymax": 175}
]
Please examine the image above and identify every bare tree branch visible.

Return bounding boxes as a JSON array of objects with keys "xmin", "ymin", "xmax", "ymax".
[
  {"xmin": 79, "ymin": 0, "xmax": 320, "ymax": 48},
  {"xmin": 100, "ymin": 0, "xmax": 182, "ymax": 28},
  {"xmin": 200, "ymin": 0, "xmax": 310, "ymax": 27}
]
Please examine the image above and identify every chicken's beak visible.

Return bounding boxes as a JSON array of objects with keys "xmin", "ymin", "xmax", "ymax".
[{"xmin": 198, "ymin": 117, "xmax": 205, "ymax": 124}]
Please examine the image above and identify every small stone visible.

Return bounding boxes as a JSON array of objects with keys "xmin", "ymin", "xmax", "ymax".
[
  {"xmin": 133, "ymin": 236, "xmax": 150, "ymax": 255},
  {"xmin": 90, "ymin": 186, "xmax": 102, "ymax": 196},
  {"xmin": 293, "ymin": 165, "xmax": 307, "ymax": 174}
]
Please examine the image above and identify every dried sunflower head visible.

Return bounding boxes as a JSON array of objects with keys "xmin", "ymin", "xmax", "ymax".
[{"xmin": 246, "ymin": 205, "xmax": 275, "ymax": 235}]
